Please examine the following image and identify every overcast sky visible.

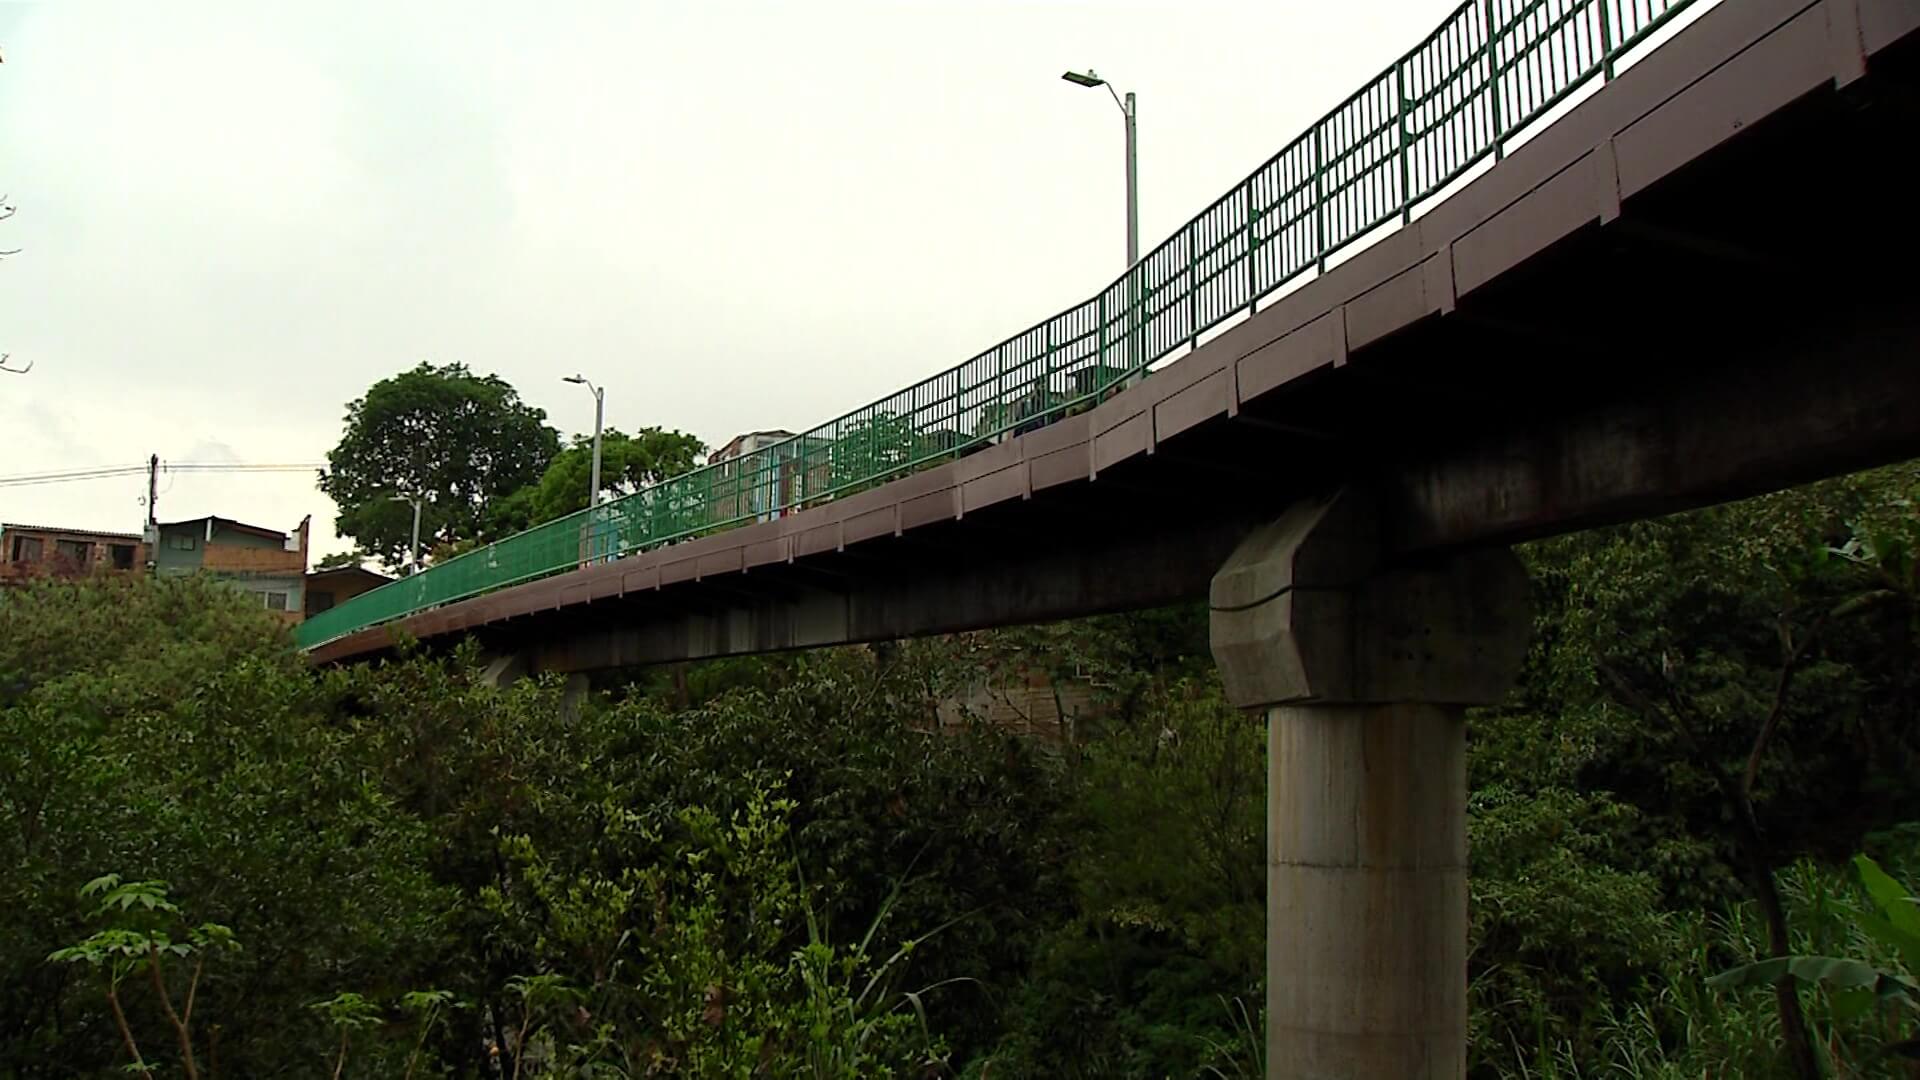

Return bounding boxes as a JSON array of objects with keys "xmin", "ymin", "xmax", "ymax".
[{"xmin": 0, "ymin": 0, "xmax": 1457, "ymax": 558}]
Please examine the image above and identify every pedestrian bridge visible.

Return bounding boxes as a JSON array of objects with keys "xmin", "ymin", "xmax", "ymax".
[
  {"xmin": 296, "ymin": 1, "xmax": 1920, "ymax": 1072},
  {"xmin": 301, "ymin": 0, "xmax": 1920, "ymax": 671}
]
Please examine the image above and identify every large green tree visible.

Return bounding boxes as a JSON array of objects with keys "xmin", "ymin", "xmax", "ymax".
[
  {"xmin": 481, "ymin": 426, "xmax": 705, "ymax": 538},
  {"xmin": 319, "ymin": 362, "xmax": 560, "ymax": 568}
]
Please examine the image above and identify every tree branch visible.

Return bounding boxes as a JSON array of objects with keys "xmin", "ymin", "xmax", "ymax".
[
  {"xmin": 182, "ymin": 955, "xmax": 204, "ymax": 1031},
  {"xmin": 106, "ymin": 985, "xmax": 154, "ymax": 1079},
  {"xmin": 1594, "ymin": 650, "xmax": 1821, "ymax": 1080},
  {"xmin": 1742, "ymin": 615, "xmax": 1821, "ymax": 803},
  {"xmin": 147, "ymin": 943, "xmax": 200, "ymax": 1080}
]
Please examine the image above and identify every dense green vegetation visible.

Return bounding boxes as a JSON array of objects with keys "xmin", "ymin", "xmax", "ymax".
[{"xmin": 3, "ymin": 464, "xmax": 1917, "ymax": 1076}]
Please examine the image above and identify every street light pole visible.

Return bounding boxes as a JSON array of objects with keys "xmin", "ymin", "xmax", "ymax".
[
  {"xmin": 563, "ymin": 375, "xmax": 605, "ymax": 509},
  {"xmin": 563, "ymin": 374, "xmax": 609, "ymax": 566},
  {"xmin": 388, "ymin": 494, "xmax": 423, "ymax": 575},
  {"xmin": 1123, "ymin": 90, "xmax": 1138, "ymax": 268},
  {"xmin": 409, "ymin": 498, "xmax": 422, "ymax": 575},
  {"xmin": 1064, "ymin": 69, "xmax": 1144, "ymax": 389},
  {"xmin": 1062, "ymin": 69, "xmax": 1139, "ymax": 269}
]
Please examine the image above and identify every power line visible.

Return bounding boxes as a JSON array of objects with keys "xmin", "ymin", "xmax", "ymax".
[
  {"xmin": 165, "ymin": 457, "xmax": 322, "ymax": 466},
  {"xmin": 0, "ymin": 461, "xmax": 325, "ymax": 488},
  {"xmin": 0, "ymin": 465, "xmax": 148, "ymax": 487}
]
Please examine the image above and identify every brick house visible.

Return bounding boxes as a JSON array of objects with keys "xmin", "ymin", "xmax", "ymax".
[
  {"xmin": 153, "ymin": 515, "xmax": 310, "ymax": 622},
  {"xmin": 0, "ymin": 522, "xmax": 146, "ymax": 584}
]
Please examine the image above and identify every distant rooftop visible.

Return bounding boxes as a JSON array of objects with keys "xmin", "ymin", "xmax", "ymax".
[
  {"xmin": 156, "ymin": 515, "xmax": 299, "ymax": 542},
  {"xmin": 1, "ymin": 522, "xmax": 144, "ymax": 541},
  {"xmin": 306, "ymin": 564, "xmax": 392, "ymax": 584}
]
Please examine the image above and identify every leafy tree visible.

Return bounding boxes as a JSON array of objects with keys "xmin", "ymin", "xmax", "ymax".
[
  {"xmin": 481, "ymin": 425, "xmax": 705, "ymax": 537},
  {"xmin": 0, "ymin": 577, "xmax": 451, "ymax": 1077},
  {"xmin": 48, "ymin": 876, "xmax": 240, "ymax": 1080},
  {"xmin": 1474, "ymin": 843, "xmax": 1920, "ymax": 1078},
  {"xmin": 313, "ymin": 549, "xmax": 367, "ymax": 570},
  {"xmin": 986, "ymin": 680, "xmax": 1264, "ymax": 1080},
  {"xmin": 319, "ymin": 362, "xmax": 560, "ymax": 568},
  {"xmin": 1466, "ymin": 462, "xmax": 1920, "ymax": 1073},
  {"xmin": 598, "ymin": 645, "xmax": 1078, "ymax": 1062}
]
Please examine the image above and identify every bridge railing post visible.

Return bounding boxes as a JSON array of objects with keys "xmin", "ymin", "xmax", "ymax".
[
  {"xmin": 1098, "ymin": 289, "xmax": 1109, "ymax": 375},
  {"xmin": 1313, "ymin": 125, "xmax": 1328, "ymax": 271},
  {"xmin": 1126, "ymin": 260, "xmax": 1146, "ymax": 389},
  {"xmin": 1483, "ymin": 0, "xmax": 1506, "ymax": 161},
  {"xmin": 1598, "ymin": 0, "xmax": 1617, "ymax": 80},
  {"xmin": 1398, "ymin": 58, "xmax": 1414, "ymax": 225},
  {"xmin": 1188, "ymin": 229, "xmax": 1200, "ymax": 352}
]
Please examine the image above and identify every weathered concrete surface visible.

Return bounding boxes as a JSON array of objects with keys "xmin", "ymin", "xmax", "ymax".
[
  {"xmin": 1211, "ymin": 490, "xmax": 1530, "ymax": 1078},
  {"xmin": 1266, "ymin": 702, "xmax": 1469, "ymax": 1079},
  {"xmin": 310, "ymin": 0, "xmax": 1920, "ymax": 673},
  {"xmin": 1211, "ymin": 493, "xmax": 1531, "ymax": 709},
  {"xmin": 479, "ymin": 651, "xmax": 529, "ymax": 689}
]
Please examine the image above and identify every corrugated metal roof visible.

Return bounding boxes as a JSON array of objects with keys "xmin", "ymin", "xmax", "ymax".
[
  {"xmin": 305, "ymin": 565, "xmax": 392, "ymax": 584},
  {"xmin": 0, "ymin": 522, "xmax": 144, "ymax": 541},
  {"xmin": 155, "ymin": 515, "xmax": 289, "ymax": 542}
]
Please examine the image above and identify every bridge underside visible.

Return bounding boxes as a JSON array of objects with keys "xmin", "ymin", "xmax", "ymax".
[{"xmin": 313, "ymin": 0, "xmax": 1920, "ymax": 675}]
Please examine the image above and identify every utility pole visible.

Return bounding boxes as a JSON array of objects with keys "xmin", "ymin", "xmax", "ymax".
[{"xmin": 145, "ymin": 454, "xmax": 160, "ymax": 574}]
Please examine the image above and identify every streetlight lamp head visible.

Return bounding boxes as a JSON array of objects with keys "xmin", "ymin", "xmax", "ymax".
[
  {"xmin": 1062, "ymin": 69, "xmax": 1105, "ymax": 88},
  {"xmin": 562, "ymin": 375, "xmax": 585, "ymax": 385}
]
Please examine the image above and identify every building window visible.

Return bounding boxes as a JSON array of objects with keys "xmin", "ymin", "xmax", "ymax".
[
  {"xmin": 8, "ymin": 535, "xmax": 42, "ymax": 562},
  {"xmin": 263, "ymin": 592, "xmax": 289, "ymax": 611},
  {"xmin": 110, "ymin": 544, "xmax": 136, "ymax": 570},
  {"xmin": 167, "ymin": 533, "xmax": 196, "ymax": 551},
  {"xmin": 55, "ymin": 539, "xmax": 94, "ymax": 564}
]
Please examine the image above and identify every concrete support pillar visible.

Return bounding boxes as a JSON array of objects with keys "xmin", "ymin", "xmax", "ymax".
[
  {"xmin": 560, "ymin": 671, "xmax": 590, "ymax": 724},
  {"xmin": 1210, "ymin": 491, "xmax": 1530, "ymax": 1079},
  {"xmin": 479, "ymin": 651, "xmax": 530, "ymax": 689},
  {"xmin": 481, "ymin": 654, "xmax": 589, "ymax": 725}
]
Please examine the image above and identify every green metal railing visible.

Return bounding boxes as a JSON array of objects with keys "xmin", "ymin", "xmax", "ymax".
[{"xmin": 298, "ymin": 0, "xmax": 1702, "ymax": 651}]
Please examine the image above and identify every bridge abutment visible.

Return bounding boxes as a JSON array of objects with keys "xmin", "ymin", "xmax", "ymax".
[{"xmin": 1210, "ymin": 490, "xmax": 1530, "ymax": 1078}]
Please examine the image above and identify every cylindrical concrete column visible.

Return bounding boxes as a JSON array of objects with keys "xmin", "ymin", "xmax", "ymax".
[
  {"xmin": 1209, "ymin": 491, "xmax": 1530, "ymax": 1080},
  {"xmin": 1267, "ymin": 702, "xmax": 1467, "ymax": 1077}
]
